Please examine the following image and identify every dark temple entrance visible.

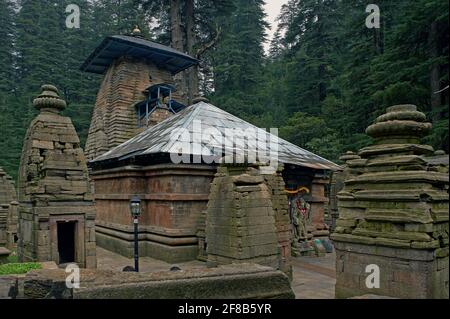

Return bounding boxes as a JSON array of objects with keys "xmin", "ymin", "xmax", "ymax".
[{"xmin": 57, "ymin": 221, "xmax": 76, "ymax": 264}]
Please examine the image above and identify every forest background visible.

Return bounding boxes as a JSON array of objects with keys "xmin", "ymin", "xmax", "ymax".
[{"xmin": 0, "ymin": 0, "xmax": 448, "ymax": 181}]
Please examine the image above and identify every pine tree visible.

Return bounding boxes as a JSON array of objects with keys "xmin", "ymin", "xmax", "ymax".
[
  {"xmin": 0, "ymin": 0, "xmax": 18, "ymax": 179},
  {"xmin": 211, "ymin": 0, "xmax": 268, "ymax": 118},
  {"xmin": 0, "ymin": 0, "xmax": 15, "ymax": 94}
]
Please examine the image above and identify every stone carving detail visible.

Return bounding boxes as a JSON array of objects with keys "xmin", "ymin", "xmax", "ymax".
[
  {"xmin": 17, "ymin": 85, "xmax": 96, "ymax": 268},
  {"xmin": 332, "ymin": 104, "xmax": 449, "ymax": 299}
]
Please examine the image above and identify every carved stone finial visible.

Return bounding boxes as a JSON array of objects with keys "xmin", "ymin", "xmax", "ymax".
[
  {"xmin": 33, "ymin": 84, "xmax": 66, "ymax": 113},
  {"xmin": 366, "ymin": 104, "xmax": 432, "ymax": 145},
  {"xmin": 132, "ymin": 25, "xmax": 142, "ymax": 37},
  {"xmin": 192, "ymin": 96, "xmax": 210, "ymax": 104}
]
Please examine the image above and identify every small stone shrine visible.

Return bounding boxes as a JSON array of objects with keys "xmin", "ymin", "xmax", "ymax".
[
  {"xmin": 206, "ymin": 164, "xmax": 291, "ymax": 277},
  {"xmin": 332, "ymin": 104, "xmax": 449, "ymax": 299},
  {"xmin": 17, "ymin": 85, "xmax": 96, "ymax": 268}
]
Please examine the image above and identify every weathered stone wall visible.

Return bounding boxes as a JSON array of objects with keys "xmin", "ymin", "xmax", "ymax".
[
  {"xmin": 18, "ymin": 264, "xmax": 294, "ymax": 299},
  {"xmin": 0, "ymin": 168, "xmax": 16, "ymax": 247},
  {"xmin": 261, "ymin": 166, "xmax": 292, "ymax": 278},
  {"xmin": 332, "ymin": 104, "xmax": 449, "ymax": 299},
  {"xmin": 91, "ymin": 163, "xmax": 216, "ymax": 262},
  {"xmin": 85, "ymin": 57, "xmax": 182, "ymax": 161},
  {"xmin": 6, "ymin": 201, "xmax": 19, "ymax": 250},
  {"xmin": 310, "ymin": 173, "xmax": 330, "ymax": 238},
  {"xmin": 329, "ymin": 152, "xmax": 360, "ymax": 232},
  {"xmin": 206, "ymin": 165, "xmax": 282, "ymax": 272},
  {"xmin": 17, "ymin": 85, "xmax": 96, "ymax": 268}
]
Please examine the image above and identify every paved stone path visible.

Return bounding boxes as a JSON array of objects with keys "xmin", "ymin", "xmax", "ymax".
[
  {"xmin": 97, "ymin": 247, "xmax": 337, "ymax": 299},
  {"xmin": 291, "ymin": 252, "xmax": 336, "ymax": 299}
]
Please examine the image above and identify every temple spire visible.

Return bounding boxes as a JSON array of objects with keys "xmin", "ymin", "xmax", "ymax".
[{"xmin": 131, "ymin": 25, "xmax": 143, "ymax": 38}]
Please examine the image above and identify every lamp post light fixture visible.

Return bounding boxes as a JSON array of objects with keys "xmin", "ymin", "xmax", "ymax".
[{"xmin": 130, "ymin": 196, "xmax": 142, "ymax": 272}]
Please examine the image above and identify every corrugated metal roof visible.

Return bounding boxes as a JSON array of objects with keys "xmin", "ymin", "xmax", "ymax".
[
  {"xmin": 81, "ymin": 35, "xmax": 199, "ymax": 75},
  {"xmin": 91, "ymin": 102, "xmax": 342, "ymax": 171}
]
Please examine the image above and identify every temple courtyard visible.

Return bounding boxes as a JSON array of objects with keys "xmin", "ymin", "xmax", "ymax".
[{"xmin": 96, "ymin": 247, "xmax": 336, "ymax": 299}]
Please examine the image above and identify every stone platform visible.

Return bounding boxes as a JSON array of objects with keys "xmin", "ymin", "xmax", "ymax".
[{"xmin": 96, "ymin": 247, "xmax": 336, "ymax": 299}]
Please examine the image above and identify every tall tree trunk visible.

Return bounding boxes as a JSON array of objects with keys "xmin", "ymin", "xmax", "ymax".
[
  {"xmin": 170, "ymin": 0, "xmax": 183, "ymax": 51},
  {"xmin": 170, "ymin": 0, "xmax": 187, "ymax": 104},
  {"xmin": 429, "ymin": 20, "xmax": 441, "ymax": 122},
  {"xmin": 185, "ymin": 0, "xmax": 199, "ymax": 103}
]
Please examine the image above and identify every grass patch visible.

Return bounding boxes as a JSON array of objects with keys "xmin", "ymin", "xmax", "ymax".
[{"xmin": 0, "ymin": 262, "xmax": 42, "ymax": 275}]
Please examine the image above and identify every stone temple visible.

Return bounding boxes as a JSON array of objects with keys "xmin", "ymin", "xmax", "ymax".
[
  {"xmin": 17, "ymin": 85, "xmax": 96, "ymax": 268},
  {"xmin": 1, "ymin": 28, "xmax": 448, "ymax": 300},
  {"xmin": 332, "ymin": 105, "xmax": 449, "ymax": 299},
  {"xmin": 82, "ymin": 31, "xmax": 341, "ymax": 276}
]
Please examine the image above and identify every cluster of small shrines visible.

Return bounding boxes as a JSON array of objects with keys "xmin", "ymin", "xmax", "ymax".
[{"xmin": 0, "ymin": 28, "xmax": 448, "ymax": 299}]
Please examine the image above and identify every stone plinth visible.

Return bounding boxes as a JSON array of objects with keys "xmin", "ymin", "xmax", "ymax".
[
  {"xmin": 17, "ymin": 85, "xmax": 96, "ymax": 268},
  {"xmin": 331, "ymin": 104, "xmax": 449, "ymax": 299},
  {"xmin": 206, "ymin": 165, "xmax": 280, "ymax": 271},
  {"xmin": 20, "ymin": 263, "xmax": 294, "ymax": 299},
  {"xmin": 91, "ymin": 163, "xmax": 216, "ymax": 263}
]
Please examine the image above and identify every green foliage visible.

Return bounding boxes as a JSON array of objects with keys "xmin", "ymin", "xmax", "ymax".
[
  {"xmin": 0, "ymin": 0, "xmax": 152, "ymax": 182},
  {"xmin": 0, "ymin": 0, "xmax": 448, "ymax": 181},
  {"xmin": 306, "ymin": 134, "xmax": 344, "ymax": 163},
  {"xmin": 0, "ymin": 262, "xmax": 42, "ymax": 275},
  {"xmin": 242, "ymin": 0, "xmax": 447, "ymax": 162}
]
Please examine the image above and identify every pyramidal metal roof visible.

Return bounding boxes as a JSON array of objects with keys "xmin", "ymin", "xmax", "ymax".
[
  {"xmin": 91, "ymin": 102, "xmax": 341, "ymax": 171},
  {"xmin": 81, "ymin": 35, "xmax": 199, "ymax": 75}
]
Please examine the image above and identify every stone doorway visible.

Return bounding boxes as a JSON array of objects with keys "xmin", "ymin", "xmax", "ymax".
[{"xmin": 57, "ymin": 221, "xmax": 76, "ymax": 264}]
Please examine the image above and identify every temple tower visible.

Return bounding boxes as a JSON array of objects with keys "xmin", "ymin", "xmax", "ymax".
[
  {"xmin": 82, "ymin": 28, "xmax": 199, "ymax": 160},
  {"xmin": 17, "ymin": 85, "xmax": 96, "ymax": 268},
  {"xmin": 332, "ymin": 104, "xmax": 449, "ymax": 299}
]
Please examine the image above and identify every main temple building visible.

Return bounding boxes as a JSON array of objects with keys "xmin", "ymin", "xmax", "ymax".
[{"xmin": 80, "ymin": 29, "xmax": 340, "ymax": 273}]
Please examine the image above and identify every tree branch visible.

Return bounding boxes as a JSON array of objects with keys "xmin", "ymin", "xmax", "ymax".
[{"xmin": 196, "ymin": 23, "xmax": 222, "ymax": 59}]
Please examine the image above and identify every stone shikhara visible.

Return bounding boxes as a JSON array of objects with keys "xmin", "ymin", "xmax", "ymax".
[
  {"xmin": 331, "ymin": 104, "xmax": 449, "ymax": 299},
  {"xmin": 17, "ymin": 85, "xmax": 96, "ymax": 268}
]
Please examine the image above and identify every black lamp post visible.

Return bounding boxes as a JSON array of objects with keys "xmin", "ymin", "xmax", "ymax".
[{"xmin": 130, "ymin": 196, "xmax": 141, "ymax": 272}]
